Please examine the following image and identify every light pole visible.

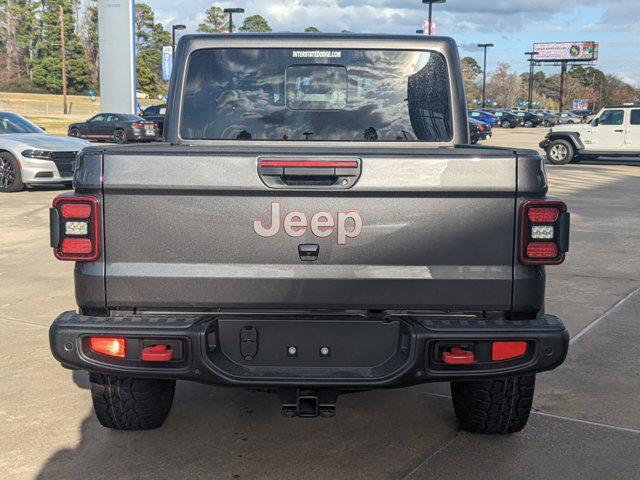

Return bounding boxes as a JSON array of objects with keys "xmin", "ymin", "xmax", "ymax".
[
  {"xmin": 477, "ymin": 43, "xmax": 493, "ymax": 109},
  {"xmin": 224, "ymin": 8, "xmax": 245, "ymax": 33},
  {"xmin": 172, "ymin": 24, "xmax": 186, "ymax": 61},
  {"xmin": 525, "ymin": 51, "xmax": 538, "ymax": 110},
  {"xmin": 422, "ymin": 0, "xmax": 446, "ymax": 35}
]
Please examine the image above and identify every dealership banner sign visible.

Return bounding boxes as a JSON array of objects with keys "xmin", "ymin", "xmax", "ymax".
[
  {"xmin": 533, "ymin": 42, "xmax": 599, "ymax": 62},
  {"xmin": 162, "ymin": 46, "xmax": 172, "ymax": 81}
]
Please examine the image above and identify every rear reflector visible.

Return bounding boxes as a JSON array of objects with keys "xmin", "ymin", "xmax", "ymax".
[
  {"xmin": 90, "ymin": 337, "xmax": 126, "ymax": 358},
  {"xmin": 492, "ymin": 341, "xmax": 527, "ymax": 361},
  {"xmin": 527, "ymin": 242, "xmax": 558, "ymax": 259},
  {"xmin": 60, "ymin": 203, "xmax": 91, "ymax": 219},
  {"xmin": 528, "ymin": 207, "xmax": 559, "ymax": 223}
]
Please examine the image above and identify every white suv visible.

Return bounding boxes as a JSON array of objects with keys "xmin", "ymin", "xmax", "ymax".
[{"xmin": 540, "ymin": 106, "xmax": 640, "ymax": 164}]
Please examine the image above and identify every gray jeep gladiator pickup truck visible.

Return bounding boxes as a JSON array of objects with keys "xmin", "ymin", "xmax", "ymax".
[{"xmin": 49, "ymin": 34, "xmax": 570, "ymax": 434}]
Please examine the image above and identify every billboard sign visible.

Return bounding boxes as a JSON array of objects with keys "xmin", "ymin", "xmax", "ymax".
[
  {"xmin": 162, "ymin": 46, "xmax": 172, "ymax": 81},
  {"xmin": 572, "ymin": 99, "xmax": 589, "ymax": 111},
  {"xmin": 533, "ymin": 42, "xmax": 599, "ymax": 62}
]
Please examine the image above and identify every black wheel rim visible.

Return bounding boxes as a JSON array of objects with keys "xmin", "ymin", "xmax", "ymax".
[
  {"xmin": 0, "ymin": 157, "xmax": 16, "ymax": 189},
  {"xmin": 116, "ymin": 131, "xmax": 125, "ymax": 143}
]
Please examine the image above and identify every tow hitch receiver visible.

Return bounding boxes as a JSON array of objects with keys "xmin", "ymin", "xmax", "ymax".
[
  {"xmin": 442, "ymin": 346, "xmax": 475, "ymax": 365},
  {"xmin": 141, "ymin": 344, "xmax": 174, "ymax": 362},
  {"xmin": 279, "ymin": 389, "xmax": 338, "ymax": 418}
]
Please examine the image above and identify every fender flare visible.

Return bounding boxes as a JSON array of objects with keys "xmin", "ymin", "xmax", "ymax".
[{"xmin": 547, "ymin": 132, "xmax": 584, "ymax": 152}]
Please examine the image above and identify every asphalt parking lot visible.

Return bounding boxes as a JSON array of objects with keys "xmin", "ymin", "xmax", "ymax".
[{"xmin": 1, "ymin": 128, "xmax": 639, "ymax": 479}]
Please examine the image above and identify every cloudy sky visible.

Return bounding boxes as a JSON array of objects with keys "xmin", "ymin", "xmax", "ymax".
[{"xmin": 145, "ymin": 0, "xmax": 640, "ymax": 86}]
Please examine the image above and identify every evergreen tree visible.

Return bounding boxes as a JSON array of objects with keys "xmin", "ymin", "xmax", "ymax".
[
  {"xmin": 197, "ymin": 5, "xmax": 228, "ymax": 33},
  {"xmin": 82, "ymin": 0, "xmax": 99, "ymax": 87},
  {"xmin": 304, "ymin": 26, "xmax": 319, "ymax": 32},
  {"xmin": 135, "ymin": 2, "xmax": 170, "ymax": 96},
  {"xmin": 32, "ymin": 0, "xmax": 92, "ymax": 94},
  {"xmin": 239, "ymin": 14, "xmax": 271, "ymax": 33}
]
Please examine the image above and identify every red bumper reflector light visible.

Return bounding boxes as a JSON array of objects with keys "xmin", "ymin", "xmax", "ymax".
[
  {"xmin": 60, "ymin": 203, "xmax": 92, "ymax": 219},
  {"xmin": 528, "ymin": 207, "xmax": 559, "ymax": 223},
  {"xmin": 527, "ymin": 242, "xmax": 558, "ymax": 259},
  {"xmin": 442, "ymin": 347, "xmax": 475, "ymax": 365},
  {"xmin": 259, "ymin": 160, "xmax": 358, "ymax": 168},
  {"xmin": 61, "ymin": 237, "xmax": 93, "ymax": 254},
  {"xmin": 141, "ymin": 345, "xmax": 173, "ymax": 362},
  {"xmin": 492, "ymin": 341, "xmax": 528, "ymax": 361},
  {"xmin": 90, "ymin": 337, "xmax": 126, "ymax": 358}
]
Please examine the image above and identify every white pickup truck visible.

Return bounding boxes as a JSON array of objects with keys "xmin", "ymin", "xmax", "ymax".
[{"xmin": 541, "ymin": 105, "xmax": 640, "ymax": 164}]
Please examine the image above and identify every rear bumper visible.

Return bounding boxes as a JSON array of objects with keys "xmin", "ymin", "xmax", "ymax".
[
  {"xmin": 129, "ymin": 127, "xmax": 158, "ymax": 141},
  {"xmin": 50, "ymin": 311, "xmax": 569, "ymax": 388}
]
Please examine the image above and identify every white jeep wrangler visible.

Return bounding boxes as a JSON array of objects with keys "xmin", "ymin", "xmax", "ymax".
[{"xmin": 540, "ymin": 105, "xmax": 640, "ymax": 165}]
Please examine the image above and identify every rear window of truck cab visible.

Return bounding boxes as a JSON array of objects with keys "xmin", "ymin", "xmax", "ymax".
[{"xmin": 180, "ymin": 48, "xmax": 452, "ymax": 142}]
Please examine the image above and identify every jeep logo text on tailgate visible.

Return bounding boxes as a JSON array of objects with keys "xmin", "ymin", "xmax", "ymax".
[{"xmin": 253, "ymin": 202, "xmax": 363, "ymax": 245}]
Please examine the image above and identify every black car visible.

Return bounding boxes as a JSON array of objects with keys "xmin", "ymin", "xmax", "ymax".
[
  {"xmin": 68, "ymin": 113, "xmax": 159, "ymax": 144},
  {"xmin": 489, "ymin": 110, "xmax": 522, "ymax": 128},
  {"xmin": 468, "ymin": 117, "xmax": 491, "ymax": 144},
  {"xmin": 513, "ymin": 111, "xmax": 541, "ymax": 128},
  {"xmin": 141, "ymin": 104, "xmax": 166, "ymax": 136}
]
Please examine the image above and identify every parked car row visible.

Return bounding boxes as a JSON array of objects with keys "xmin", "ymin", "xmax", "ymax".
[{"xmin": 468, "ymin": 107, "xmax": 590, "ymax": 132}]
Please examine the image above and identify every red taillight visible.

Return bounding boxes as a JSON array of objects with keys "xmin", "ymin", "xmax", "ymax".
[
  {"xmin": 132, "ymin": 121, "xmax": 144, "ymax": 128},
  {"xmin": 61, "ymin": 237, "xmax": 93, "ymax": 254},
  {"xmin": 492, "ymin": 341, "xmax": 527, "ymax": 361},
  {"xmin": 520, "ymin": 200, "xmax": 569, "ymax": 265},
  {"xmin": 90, "ymin": 337, "xmax": 126, "ymax": 358},
  {"xmin": 527, "ymin": 242, "xmax": 558, "ymax": 259},
  {"xmin": 52, "ymin": 195, "xmax": 100, "ymax": 261},
  {"xmin": 60, "ymin": 203, "xmax": 91, "ymax": 219},
  {"xmin": 528, "ymin": 207, "xmax": 559, "ymax": 223}
]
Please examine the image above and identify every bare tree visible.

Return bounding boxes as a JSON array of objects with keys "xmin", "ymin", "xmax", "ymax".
[{"xmin": 487, "ymin": 63, "xmax": 521, "ymax": 109}]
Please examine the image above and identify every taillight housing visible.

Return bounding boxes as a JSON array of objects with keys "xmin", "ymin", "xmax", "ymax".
[
  {"xmin": 51, "ymin": 195, "xmax": 100, "ymax": 261},
  {"xmin": 520, "ymin": 200, "xmax": 570, "ymax": 265}
]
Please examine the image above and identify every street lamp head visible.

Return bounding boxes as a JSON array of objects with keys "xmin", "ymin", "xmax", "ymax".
[
  {"xmin": 173, "ymin": 24, "xmax": 186, "ymax": 31},
  {"xmin": 422, "ymin": 0, "xmax": 446, "ymax": 3},
  {"xmin": 224, "ymin": 8, "xmax": 245, "ymax": 13},
  {"xmin": 478, "ymin": 43, "xmax": 494, "ymax": 48}
]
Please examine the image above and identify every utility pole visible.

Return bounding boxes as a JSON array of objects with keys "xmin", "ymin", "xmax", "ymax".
[
  {"xmin": 60, "ymin": 5, "xmax": 68, "ymax": 115},
  {"xmin": 478, "ymin": 43, "xmax": 494, "ymax": 109},
  {"xmin": 525, "ymin": 51, "xmax": 537, "ymax": 110},
  {"xmin": 559, "ymin": 60, "xmax": 568, "ymax": 112}
]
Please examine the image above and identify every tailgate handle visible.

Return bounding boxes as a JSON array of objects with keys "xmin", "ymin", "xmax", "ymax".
[{"xmin": 258, "ymin": 158, "xmax": 361, "ymax": 189}]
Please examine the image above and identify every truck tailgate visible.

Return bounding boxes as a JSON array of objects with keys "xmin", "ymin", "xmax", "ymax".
[{"xmin": 102, "ymin": 147, "xmax": 516, "ymax": 311}]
